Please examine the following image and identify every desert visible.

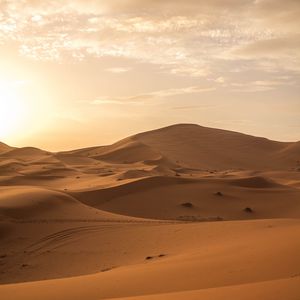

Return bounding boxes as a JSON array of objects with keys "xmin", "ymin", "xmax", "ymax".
[
  {"xmin": 1, "ymin": 1, "xmax": 300, "ymax": 298},
  {"xmin": 0, "ymin": 124, "xmax": 300, "ymax": 299}
]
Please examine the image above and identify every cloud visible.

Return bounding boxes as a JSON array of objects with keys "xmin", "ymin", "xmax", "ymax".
[
  {"xmin": 105, "ymin": 67, "xmax": 131, "ymax": 73},
  {"xmin": 230, "ymin": 80, "xmax": 290, "ymax": 92},
  {"xmin": 172, "ymin": 104, "xmax": 222, "ymax": 110},
  {"xmin": 92, "ymin": 0, "xmax": 252, "ymax": 14},
  {"xmin": 235, "ymin": 36, "xmax": 300, "ymax": 58},
  {"xmin": 214, "ymin": 76, "xmax": 225, "ymax": 83},
  {"xmin": 93, "ymin": 99, "xmax": 137, "ymax": 105},
  {"xmin": 149, "ymin": 86, "xmax": 216, "ymax": 97},
  {"xmin": 0, "ymin": 0, "xmax": 300, "ymax": 80},
  {"xmin": 231, "ymin": 35, "xmax": 300, "ymax": 73},
  {"xmin": 92, "ymin": 86, "xmax": 215, "ymax": 105},
  {"xmin": 253, "ymin": 0, "xmax": 300, "ymax": 31}
]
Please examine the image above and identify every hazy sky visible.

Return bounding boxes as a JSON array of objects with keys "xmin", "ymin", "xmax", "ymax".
[{"xmin": 0, "ymin": 0, "xmax": 299, "ymax": 150}]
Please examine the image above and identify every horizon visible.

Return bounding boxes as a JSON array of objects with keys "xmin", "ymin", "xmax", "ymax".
[
  {"xmin": 1, "ymin": 122, "xmax": 300, "ymax": 152},
  {"xmin": 0, "ymin": 0, "xmax": 300, "ymax": 151}
]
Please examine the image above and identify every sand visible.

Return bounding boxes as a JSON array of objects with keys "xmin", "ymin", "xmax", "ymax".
[{"xmin": 0, "ymin": 124, "xmax": 299, "ymax": 299}]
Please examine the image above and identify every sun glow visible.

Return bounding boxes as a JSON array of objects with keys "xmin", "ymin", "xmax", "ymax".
[{"xmin": 0, "ymin": 81, "xmax": 28, "ymax": 140}]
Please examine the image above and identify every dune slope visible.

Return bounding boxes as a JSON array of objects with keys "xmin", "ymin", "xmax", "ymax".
[{"xmin": 0, "ymin": 219, "xmax": 299, "ymax": 299}]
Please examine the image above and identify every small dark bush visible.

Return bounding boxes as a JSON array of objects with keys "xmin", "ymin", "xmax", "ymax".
[
  {"xmin": 181, "ymin": 202, "xmax": 193, "ymax": 208},
  {"xmin": 244, "ymin": 207, "xmax": 253, "ymax": 213},
  {"xmin": 214, "ymin": 192, "xmax": 223, "ymax": 196},
  {"xmin": 101, "ymin": 267, "xmax": 113, "ymax": 272}
]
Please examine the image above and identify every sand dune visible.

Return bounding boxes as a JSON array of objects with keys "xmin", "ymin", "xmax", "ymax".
[
  {"xmin": 131, "ymin": 124, "xmax": 298, "ymax": 170},
  {"xmin": 1, "ymin": 124, "xmax": 299, "ymax": 191},
  {"xmin": 111, "ymin": 277, "xmax": 300, "ymax": 300},
  {"xmin": 73, "ymin": 175, "xmax": 300, "ymax": 220},
  {"xmin": 93, "ymin": 140, "xmax": 162, "ymax": 164},
  {"xmin": 0, "ymin": 219, "xmax": 299, "ymax": 299},
  {"xmin": 0, "ymin": 124, "xmax": 299, "ymax": 299},
  {"xmin": 59, "ymin": 124, "xmax": 299, "ymax": 170},
  {"xmin": 0, "ymin": 186, "xmax": 139, "ymax": 222},
  {"xmin": 228, "ymin": 175, "xmax": 282, "ymax": 188},
  {"xmin": 1, "ymin": 147, "xmax": 52, "ymax": 162},
  {"xmin": 0, "ymin": 142, "xmax": 13, "ymax": 154}
]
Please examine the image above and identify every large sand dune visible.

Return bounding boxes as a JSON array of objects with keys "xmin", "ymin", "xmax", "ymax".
[
  {"xmin": 80, "ymin": 124, "xmax": 299, "ymax": 170},
  {"xmin": 0, "ymin": 124, "xmax": 299, "ymax": 299}
]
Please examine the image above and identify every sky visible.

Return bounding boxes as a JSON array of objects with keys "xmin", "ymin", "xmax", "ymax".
[{"xmin": 0, "ymin": 0, "xmax": 299, "ymax": 151}]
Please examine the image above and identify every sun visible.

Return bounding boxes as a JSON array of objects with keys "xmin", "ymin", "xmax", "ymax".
[{"xmin": 0, "ymin": 81, "xmax": 28, "ymax": 140}]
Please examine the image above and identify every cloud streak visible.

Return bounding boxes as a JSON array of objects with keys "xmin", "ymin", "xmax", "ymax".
[{"xmin": 92, "ymin": 86, "xmax": 215, "ymax": 105}]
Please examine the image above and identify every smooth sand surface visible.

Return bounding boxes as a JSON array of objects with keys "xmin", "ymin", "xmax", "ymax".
[
  {"xmin": 110, "ymin": 277, "xmax": 300, "ymax": 300},
  {"xmin": 0, "ymin": 124, "xmax": 299, "ymax": 299}
]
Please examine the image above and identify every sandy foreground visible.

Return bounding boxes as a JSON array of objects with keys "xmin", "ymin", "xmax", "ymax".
[{"xmin": 0, "ymin": 124, "xmax": 300, "ymax": 299}]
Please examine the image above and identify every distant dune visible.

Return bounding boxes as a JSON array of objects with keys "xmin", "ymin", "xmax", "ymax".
[
  {"xmin": 0, "ymin": 124, "xmax": 299, "ymax": 300},
  {"xmin": 0, "ymin": 142, "xmax": 13, "ymax": 154},
  {"xmin": 72, "ymin": 124, "xmax": 299, "ymax": 170}
]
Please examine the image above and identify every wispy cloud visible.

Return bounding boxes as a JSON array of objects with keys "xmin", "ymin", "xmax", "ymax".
[
  {"xmin": 105, "ymin": 67, "xmax": 131, "ymax": 74},
  {"xmin": 230, "ymin": 80, "xmax": 290, "ymax": 92},
  {"xmin": 172, "ymin": 104, "xmax": 222, "ymax": 110},
  {"xmin": 92, "ymin": 86, "xmax": 215, "ymax": 105}
]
